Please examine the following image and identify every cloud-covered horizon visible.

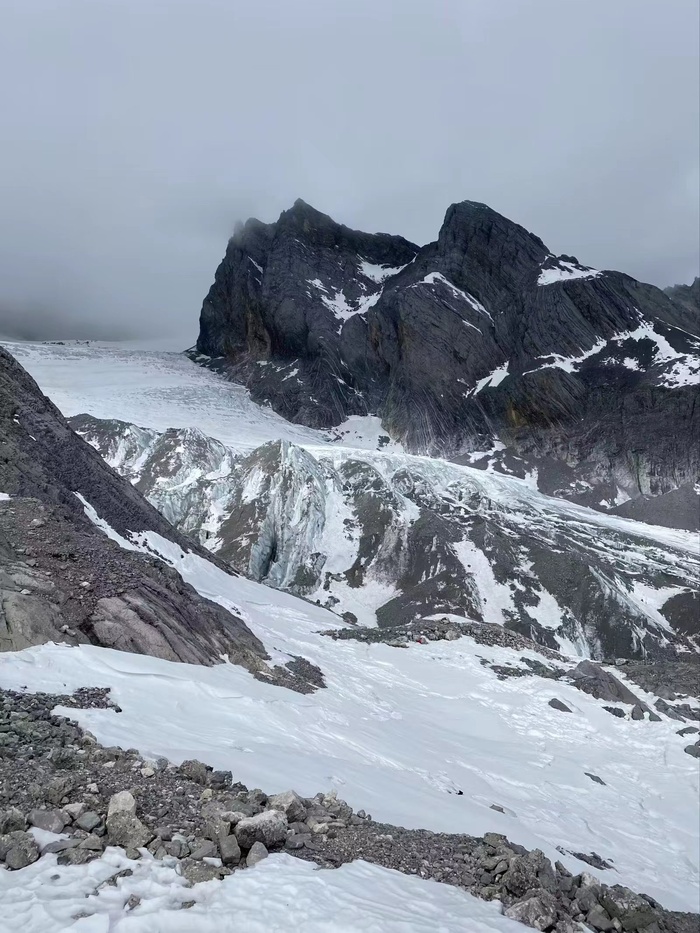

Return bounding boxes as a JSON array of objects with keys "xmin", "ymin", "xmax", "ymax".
[{"xmin": 0, "ymin": 0, "xmax": 698, "ymax": 345}]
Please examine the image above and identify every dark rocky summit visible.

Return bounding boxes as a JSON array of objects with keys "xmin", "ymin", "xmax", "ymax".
[
  {"xmin": 1, "ymin": 684, "xmax": 696, "ymax": 932},
  {"xmin": 194, "ymin": 200, "xmax": 699, "ymax": 524},
  {"xmin": 665, "ymin": 276, "xmax": 700, "ymax": 317},
  {"xmin": 0, "ymin": 347, "xmax": 321, "ymax": 689}
]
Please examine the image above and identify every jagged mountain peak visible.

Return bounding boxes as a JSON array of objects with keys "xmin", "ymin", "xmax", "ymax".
[{"xmin": 194, "ymin": 199, "xmax": 699, "ymax": 516}]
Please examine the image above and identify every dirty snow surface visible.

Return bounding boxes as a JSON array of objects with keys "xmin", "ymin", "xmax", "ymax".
[
  {"xmin": 1, "ymin": 339, "xmax": 699, "ymax": 926},
  {"xmin": 0, "ymin": 847, "xmax": 527, "ymax": 933},
  {"xmin": 2, "ymin": 514, "xmax": 699, "ymax": 914}
]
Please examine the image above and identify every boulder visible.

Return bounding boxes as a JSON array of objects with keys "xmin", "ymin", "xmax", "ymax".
[
  {"xmin": 28, "ymin": 808, "xmax": 66, "ymax": 834},
  {"xmin": 246, "ymin": 841, "xmax": 269, "ymax": 867},
  {"xmin": 235, "ymin": 810, "xmax": 288, "ymax": 850},
  {"xmin": 548, "ymin": 698, "xmax": 572, "ymax": 713},
  {"xmin": 504, "ymin": 892, "xmax": 558, "ymax": 930},
  {"xmin": 189, "ymin": 839, "xmax": 218, "ymax": 860},
  {"xmin": 107, "ymin": 791, "xmax": 137, "ymax": 819},
  {"xmin": 570, "ymin": 661, "xmax": 644, "ymax": 706},
  {"xmin": 180, "ymin": 858, "xmax": 228, "ymax": 884},
  {"xmin": 75, "ymin": 811, "xmax": 103, "ymax": 832},
  {"xmin": 683, "ymin": 743, "xmax": 700, "ymax": 758},
  {"xmin": 267, "ymin": 790, "xmax": 307, "ymax": 823},
  {"xmin": 77, "ymin": 834, "xmax": 104, "ymax": 851},
  {"xmin": 599, "ymin": 885, "xmax": 658, "ymax": 930},
  {"xmin": 106, "ymin": 812, "xmax": 153, "ymax": 849},
  {"xmin": 219, "ymin": 834, "xmax": 241, "ymax": 866},
  {"xmin": 503, "ymin": 849, "xmax": 556, "ymax": 897},
  {"xmin": 0, "ymin": 808, "xmax": 26, "ymax": 834},
  {"xmin": 63, "ymin": 802, "xmax": 86, "ymax": 821},
  {"xmin": 1, "ymin": 831, "xmax": 40, "ymax": 869},
  {"xmin": 179, "ymin": 759, "xmax": 210, "ymax": 785},
  {"xmin": 586, "ymin": 904, "xmax": 614, "ymax": 931}
]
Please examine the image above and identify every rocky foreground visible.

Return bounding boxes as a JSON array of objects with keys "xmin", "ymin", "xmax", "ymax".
[{"xmin": 1, "ymin": 685, "xmax": 697, "ymax": 933}]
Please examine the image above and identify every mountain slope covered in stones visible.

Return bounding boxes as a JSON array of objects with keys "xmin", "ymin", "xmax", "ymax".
[{"xmin": 194, "ymin": 200, "xmax": 699, "ymax": 523}]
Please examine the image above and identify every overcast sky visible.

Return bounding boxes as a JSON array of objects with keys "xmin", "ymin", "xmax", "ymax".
[{"xmin": 0, "ymin": 0, "xmax": 698, "ymax": 344}]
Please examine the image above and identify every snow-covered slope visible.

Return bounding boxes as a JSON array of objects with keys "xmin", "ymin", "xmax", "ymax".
[
  {"xmin": 0, "ymin": 848, "xmax": 529, "ymax": 933},
  {"xmin": 1, "ymin": 506, "xmax": 698, "ymax": 913}
]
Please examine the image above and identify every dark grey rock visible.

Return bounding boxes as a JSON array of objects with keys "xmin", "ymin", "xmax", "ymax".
[
  {"xmin": 218, "ymin": 833, "xmax": 241, "ymax": 866},
  {"xmin": 2, "ymin": 831, "xmax": 40, "ymax": 869},
  {"xmin": 585, "ymin": 773, "xmax": 607, "ymax": 786},
  {"xmin": 504, "ymin": 892, "xmax": 558, "ymax": 930},
  {"xmin": 28, "ymin": 808, "xmax": 66, "ymax": 834},
  {"xmin": 0, "ymin": 808, "xmax": 26, "ymax": 834},
  {"xmin": 503, "ymin": 849, "xmax": 556, "ymax": 897},
  {"xmin": 235, "ymin": 810, "xmax": 288, "ymax": 849},
  {"xmin": 77, "ymin": 834, "xmax": 104, "ymax": 851},
  {"xmin": 586, "ymin": 904, "xmax": 614, "ymax": 931},
  {"xmin": 189, "ymin": 839, "xmax": 218, "ymax": 860},
  {"xmin": 548, "ymin": 698, "xmax": 572, "ymax": 713},
  {"xmin": 180, "ymin": 858, "xmax": 229, "ymax": 884},
  {"xmin": 683, "ymin": 744, "xmax": 700, "ymax": 758},
  {"xmin": 267, "ymin": 790, "xmax": 307, "ymax": 823},
  {"xmin": 75, "ymin": 811, "xmax": 102, "ymax": 832},
  {"xmin": 179, "ymin": 759, "xmax": 210, "ymax": 785},
  {"xmin": 106, "ymin": 813, "xmax": 153, "ymax": 849},
  {"xmin": 246, "ymin": 840, "xmax": 269, "ymax": 867}
]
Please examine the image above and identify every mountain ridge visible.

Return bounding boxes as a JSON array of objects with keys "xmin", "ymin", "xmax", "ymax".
[{"xmin": 193, "ymin": 199, "xmax": 699, "ymax": 519}]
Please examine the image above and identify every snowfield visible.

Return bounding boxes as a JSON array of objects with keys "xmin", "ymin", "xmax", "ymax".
[
  {"xmin": 1, "ymin": 507, "xmax": 698, "ymax": 913},
  {"xmin": 0, "ymin": 847, "xmax": 527, "ymax": 933}
]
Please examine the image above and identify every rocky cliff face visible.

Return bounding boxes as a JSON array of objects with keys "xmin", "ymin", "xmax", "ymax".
[
  {"xmin": 194, "ymin": 200, "xmax": 699, "ymax": 520},
  {"xmin": 73, "ymin": 414, "xmax": 700, "ymax": 661},
  {"xmin": 665, "ymin": 276, "xmax": 700, "ymax": 316},
  {"xmin": 0, "ymin": 347, "xmax": 265, "ymax": 672}
]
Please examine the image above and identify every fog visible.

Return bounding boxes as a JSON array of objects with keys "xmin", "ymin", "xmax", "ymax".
[{"xmin": 0, "ymin": 0, "xmax": 697, "ymax": 345}]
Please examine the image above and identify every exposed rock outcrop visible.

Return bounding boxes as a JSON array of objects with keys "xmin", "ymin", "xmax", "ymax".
[{"xmin": 0, "ymin": 347, "xmax": 266, "ymax": 674}]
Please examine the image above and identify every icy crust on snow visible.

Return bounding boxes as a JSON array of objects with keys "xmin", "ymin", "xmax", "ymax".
[
  {"xmin": 0, "ymin": 848, "xmax": 525, "ymax": 933},
  {"xmin": 4, "ymin": 497, "xmax": 698, "ymax": 911}
]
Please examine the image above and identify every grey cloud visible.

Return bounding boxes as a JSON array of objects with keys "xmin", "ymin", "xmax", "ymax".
[{"xmin": 0, "ymin": 0, "xmax": 697, "ymax": 345}]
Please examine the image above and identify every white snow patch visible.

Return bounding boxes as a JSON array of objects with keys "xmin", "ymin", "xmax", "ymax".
[
  {"xmin": 0, "ymin": 848, "xmax": 525, "ymax": 933},
  {"xmin": 0, "ymin": 492, "xmax": 9, "ymax": 501},
  {"xmin": 525, "ymin": 338, "xmax": 608, "ymax": 374},
  {"xmin": 538, "ymin": 260, "xmax": 601, "ymax": 286},
  {"xmin": 472, "ymin": 362, "xmax": 510, "ymax": 394},
  {"xmin": 452, "ymin": 538, "xmax": 516, "ymax": 625},
  {"xmin": 359, "ymin": 259, "xmax": 409, "ymax": 283},
  {"xmin": 325, "ymin": 415, "xmax": 403, "ymax": 453}
]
